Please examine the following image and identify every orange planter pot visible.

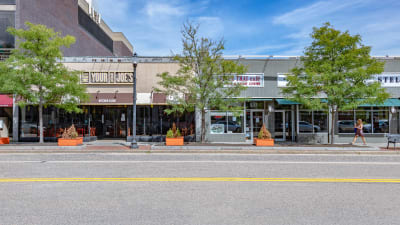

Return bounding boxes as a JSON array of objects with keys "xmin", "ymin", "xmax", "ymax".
[
  {"xmin": 77, "ymin": 137, "xmax": 83, "ymax": 145},
  {"xmin": 254, "ymin": 138, "xmax": 274, "ymax": 146},
  {"xmin": 0, "ymin": 137, "xmax": 10, "ymax": 144},
  {"xmin": 166, "ymin": 137, "xmax": 184, "ymax": 146},
  {"xmin": 58, "ymin": 138, "xmax": 79, "ymax": 146}
]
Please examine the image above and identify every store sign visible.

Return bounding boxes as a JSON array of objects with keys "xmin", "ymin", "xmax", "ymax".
[
  {"xmin": 226, "ymin": 74, "xmax": 264, "ymax": 87},
  {"xmin": 277, "ymin": 73, "xmax": 400, "ymax": 87},
  {"xmin": 98, "ymin": 99, "xmax": 117, "ymax": 103},
  {"xmin": 81, "ymin": 72, "xmax": 133, "ymax": 84}
]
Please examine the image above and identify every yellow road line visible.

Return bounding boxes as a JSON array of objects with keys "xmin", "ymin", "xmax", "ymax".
[{"xmin": 0, "ymin": 177, "xmax": 399, "ymax": 183}]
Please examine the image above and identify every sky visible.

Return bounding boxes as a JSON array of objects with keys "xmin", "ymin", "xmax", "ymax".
[{"xmin": 95, "ymin": 0, "xmax": 400, "ymax": 56}]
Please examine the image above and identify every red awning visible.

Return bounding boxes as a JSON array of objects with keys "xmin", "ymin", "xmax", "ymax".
[{"xmin": 0, "ymin": 95, "xmax": 13, "ymax": 107}]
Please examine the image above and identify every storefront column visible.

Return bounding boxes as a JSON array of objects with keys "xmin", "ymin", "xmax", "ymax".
[
  {"xmin": 12, "ymin": 96, "xmax": 18, "ymax": 142},
  {"xmin": 195, "ymin": 108, "xmax": 201, "ymax": 142}
]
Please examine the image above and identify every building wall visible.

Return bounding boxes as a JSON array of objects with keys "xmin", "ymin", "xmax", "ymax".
[{"xmin": 16, "ymin": 0, "xmax": 114, "ymax": 56}]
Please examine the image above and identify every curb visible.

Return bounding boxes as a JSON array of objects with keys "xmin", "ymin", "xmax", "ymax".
[{"xmin": 150, "ymin": 145, "xmax": 381, "ymax": 151}]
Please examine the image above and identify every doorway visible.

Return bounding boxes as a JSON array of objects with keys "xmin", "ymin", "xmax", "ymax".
[
  {"xmin": 274, "ymin": 110, "xmax": 293, "ymax": 141},
  {"xmin": 246, "ymin": 110, "xmax": 265, "ymax": 140},
  {"xmin": 103, "ymin": 107, "xmax": 127, "ymax": 138}
]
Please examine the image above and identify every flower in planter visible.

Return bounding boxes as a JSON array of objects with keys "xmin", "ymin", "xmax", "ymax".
[{"xmin": 258, "ymin": 123, "xmax": 271, "ymax": 139}]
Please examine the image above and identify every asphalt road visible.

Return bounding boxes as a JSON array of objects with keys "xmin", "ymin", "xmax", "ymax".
[{"xmin": 1, "ymin": 153, "xmax": 400, "ymax": 225}]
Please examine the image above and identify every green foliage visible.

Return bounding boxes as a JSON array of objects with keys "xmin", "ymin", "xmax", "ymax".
[
  {"xmin": 258, "ymin": 129, "xmax": 264, "ymax": 139},
  {"xmin": 0, "ymin": 22, "xmax": 89, "ymax": 111},
  {"xmin": 0, "ymin": 22, "xmax": 89, "ymax": 142},
  {"xmin": 282, "ymin": 22, "xmax": 389, "ymax": 111},
  {"xmin": 155, "ymin": 21, "xmax": 248, "ymax": 142},
  {"xmin": 176, "ymin": 128, "xmax": 181, "ymax": 137},
  {"xmin": 166, "ymin": 129, "xmax": 174, "ymax": 138},
  {"xmin": 282, "ymin": 22, "xmax": 389, "ymax": 144}
]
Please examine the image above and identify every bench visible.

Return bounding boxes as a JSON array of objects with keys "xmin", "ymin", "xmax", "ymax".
[{"xmin": 386, "ymin": 134, "xmax": 400, "ymax": 149}]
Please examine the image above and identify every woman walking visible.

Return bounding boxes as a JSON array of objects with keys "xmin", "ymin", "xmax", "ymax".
[{"xmin": 352, "ymin": 119, "xmax": 367, "ymax": 145}]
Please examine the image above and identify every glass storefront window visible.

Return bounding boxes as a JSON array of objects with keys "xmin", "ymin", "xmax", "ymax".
[
  {"xmin": 227, "ymin": 112, "xmax": 243, "ymax": 133},
  {"xmin": 372, "ymin": 111, "xmax": 389, "ymax": 133},
  {"xmin": 210, "ymin": 112, "xmax": 226, "ymax": 134},
  {"xmin": 338, "ymin": 111, "xmax": 355, "ymax": 133},
  {"xmin": 355, "ymin": 110, "xmax": 372, "ymax": 133},
  {"xmin": 210, "ymin": 111, "xmax": 244, "ymax": 134},
  {"xmin": 314, "ymin": 111, "xmax": 328, "ymax": 132},
  {"xmin": 20, "ymin": 106, "xmax": 38, "ymax": 138},
  {"xmin": 299, "ymin": 111, "xmax": 313, "ymax": 133}
]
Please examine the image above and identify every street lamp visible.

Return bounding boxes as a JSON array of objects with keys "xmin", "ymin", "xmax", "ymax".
[{"xmin": 131, "ymin": 53, "xmax": 138, "ymax": 149}]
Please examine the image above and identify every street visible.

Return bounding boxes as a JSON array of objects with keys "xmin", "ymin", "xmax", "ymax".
[{"xmin": 1, "ymin": 153, "xmax": 400, "ymax": 225}]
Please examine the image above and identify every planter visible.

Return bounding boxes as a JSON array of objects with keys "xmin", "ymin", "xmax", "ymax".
[
  {"xmin": 0, "ymin": 137, "xmax": 9, "ymax": 144},
  {"xmin": 254, "ymin": 138, "xmax": 274, "ymax": 146},
  {"xmin": 77, "ymin": 137, "xmax": 83, "ymax": 145},
  {"xmin": 58, "ymin": 138, "xmax": 80, "ymax": 146},
  {"xmin": 166, "ymin": 137, "xmax": 184, "ymax": 146}
]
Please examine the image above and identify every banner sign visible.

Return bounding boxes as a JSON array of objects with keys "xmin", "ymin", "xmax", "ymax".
[
  {"xmin": 277, "ymin": 73, "xmax": 400, "ymax": 87},
  {"xmin": 81, "ymin": 72, "xmax": 133, "ymax": 84},
  {"xmin": 227, "ymin": 73, "xmax": 264, "ymax": 87}
]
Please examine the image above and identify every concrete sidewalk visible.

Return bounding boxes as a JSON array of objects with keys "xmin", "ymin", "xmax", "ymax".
[{"xmin": 0, "ymin": 140, "xmax": 398, "ymax": 154}]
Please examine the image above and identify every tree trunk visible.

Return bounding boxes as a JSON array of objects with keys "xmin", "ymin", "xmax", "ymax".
[
  {"xmin": 331, "ymin": 109, "xmax": 335, "ymax": 145},
  {"xmin": 201, "ymin": 109, "xmax": 206, "ymax": 143},
  {"xmin": 39, "ymin": 100, "xmax": 44, "ymax": 143}
]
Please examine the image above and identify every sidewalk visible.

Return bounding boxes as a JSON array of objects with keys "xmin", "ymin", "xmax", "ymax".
[{"xmin": 0, "ymin": 140, "xmax": 398, "ymax": 154}]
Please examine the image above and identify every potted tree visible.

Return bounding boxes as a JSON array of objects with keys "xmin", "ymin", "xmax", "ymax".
[
  {"xmin": 166, "ymin": 123, "xmax": 184, "ymax": 146},
  {"xmin": 254, "ymin": 123, "xmax": 274, "ymax": 146},
  {"xmin": 58, "ymin": 124, "xmax": 82, "ymax": 146}
]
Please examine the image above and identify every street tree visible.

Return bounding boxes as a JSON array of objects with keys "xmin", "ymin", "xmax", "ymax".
[
  {"xmin": 155, "ymin": 22, "xmax": 247, "ymax": 142},
  {"xmin": 282, "ymin": 22, "xmax": 389, "ymax": 144},
  {"xmin": 0, "ymin": 22, "xmax": 89, "ymax": 143}
]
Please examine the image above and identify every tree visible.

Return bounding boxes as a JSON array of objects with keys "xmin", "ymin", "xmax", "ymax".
[
  {"xmin": 0, "ymin": 22, "xmax": 89, "ymax": 143},
  {"xmin": 155, "ymin": 22, "xmax": 247, "ymax": 142},
  {"xmin": 282, "ymin": 22, "xmax": 389, "ymax": 144}
]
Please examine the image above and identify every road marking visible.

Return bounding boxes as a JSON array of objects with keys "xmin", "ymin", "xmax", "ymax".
[
  {"xmin": 0, "ymin": 177, "xmax": 399, "ymax": 183},
  {"xmin": 1, "ymin": 160, "xmax": 400, "ymax": 165}
]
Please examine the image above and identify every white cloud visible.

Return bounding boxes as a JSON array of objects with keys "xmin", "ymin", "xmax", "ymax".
[{"xmin": 144, "ymin": 2, "xmax": 186, "ymax": 17}]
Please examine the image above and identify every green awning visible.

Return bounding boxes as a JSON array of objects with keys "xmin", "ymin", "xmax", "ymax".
[
  {"xmin": 360, "ymin": 98, "xmax": 400, "ymax": 107},
  {"xmin": 276, "ymin": 99, "xmax": 301, "ymax": 105}
]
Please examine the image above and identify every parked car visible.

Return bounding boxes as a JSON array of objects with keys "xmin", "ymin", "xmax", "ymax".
[
  {"xmin": 299, "ymin": 121, "xmax": 320, "ymax": 132},
  {"xmin": 338, "ymin": 120, "xmax": 354, "ymax": 133}
]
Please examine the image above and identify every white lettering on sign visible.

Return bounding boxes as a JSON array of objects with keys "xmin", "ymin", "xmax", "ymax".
[
  {"xmin": 98, "ymin": 99, "xmax": 117, "ymax": 103},
  {"xmin": 81, "ymin": 72, "xmax": 134, "ymax": 84}
]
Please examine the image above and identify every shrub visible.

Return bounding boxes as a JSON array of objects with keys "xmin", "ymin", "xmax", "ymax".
[
  {"xmin": 258, "ymin": 124, "xmax": 271, "ymax": 139},
  {"xmin": 61, "ymin": 124, "xmax": 79, "ymax": 139},
  {"xmin": 166, "ymin": 123, "xmax": 182, "ymax": 138}
]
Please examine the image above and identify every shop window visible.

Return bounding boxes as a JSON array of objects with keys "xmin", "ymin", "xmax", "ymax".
[
  {"xmin": 299, "ymin": 110, "xmax": 327, "ymax": 133},
  {"xmin": 19, "ymin": 106, "xmax": 38, "ymax": 138},
  {"xmin": 210, "ymin": 111, "xmax": 244, "ymax": 134},
  {"xmin": 338, "ymin": 111, "xmax": 355, "ymax": 133},
  {"xmin": 339, "ymin": 109, "xmax": 390, "ymax": 134}
]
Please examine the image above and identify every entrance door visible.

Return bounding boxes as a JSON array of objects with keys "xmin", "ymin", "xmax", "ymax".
[
  {"xmin": 274, "ymin": 111, "xmax": 285, "ymax": 141},
  {"xmin": 246, "ymin": 110, "xmax": 264, "ymax": 140},
  {"xmin": 104, "ymin": 107, "xmax": 127, "ymax": 138}
]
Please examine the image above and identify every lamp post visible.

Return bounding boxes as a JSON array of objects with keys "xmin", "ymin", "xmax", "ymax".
[{"xmin": 131, "ymin": 53, "xmax": 138, "ymax": 149}]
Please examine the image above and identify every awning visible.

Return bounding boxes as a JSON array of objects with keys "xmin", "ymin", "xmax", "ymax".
[
  {"xmin": 0, "ymin": 94, "xmax": 13, "ymax": 107},
  {"xmin": 276, "ymin": 99, "xmax": 300, "ymax": 105},
  {"xmin": 246, "ymin": 98, "xmax": 272, "ymax": 101},
  {"xmin": 360, "ymin": 98, "xmax": 400, "ymax": 107}
]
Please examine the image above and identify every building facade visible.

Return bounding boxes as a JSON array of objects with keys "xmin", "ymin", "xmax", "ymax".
[{"xmin": 0, "ymin": 0, "xmax": 134, "ymax": 141}]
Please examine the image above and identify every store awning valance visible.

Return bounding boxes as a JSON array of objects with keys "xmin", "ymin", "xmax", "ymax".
[
  {"xmin": 276, "ymin": 99, "xmax": 301, "ymax": 105},
  {"xmin": 360, "ymin": 98, "xmax": 400, "ymax": 107}
]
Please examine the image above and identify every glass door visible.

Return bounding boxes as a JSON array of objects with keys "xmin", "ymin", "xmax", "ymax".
[
  {"xmin": 246, "ymin": 110, "xmax": 264, "ymax": 140},
  {"xmin": 274, "ymin": 111, "xmax": 285, "ymax": 141},
  {"xmin": 104, "ymin": 107, "xmax": 127, "ymax": 138}
]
